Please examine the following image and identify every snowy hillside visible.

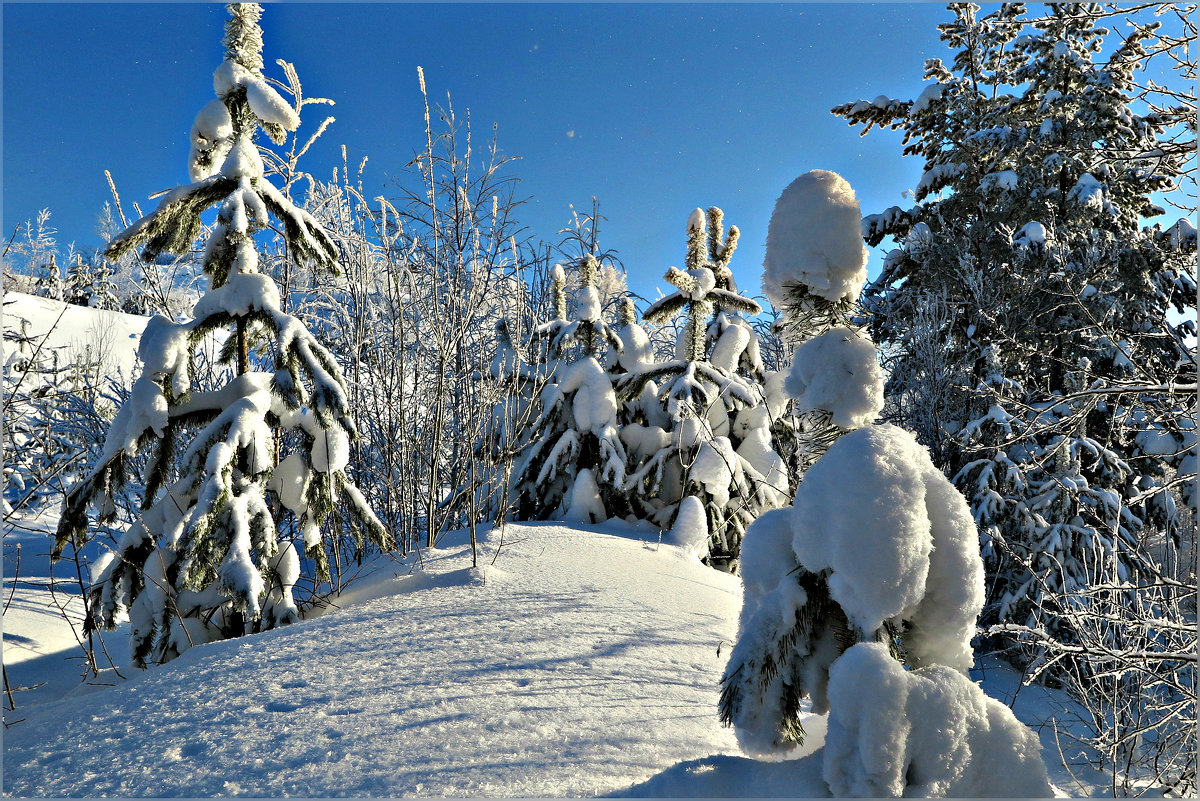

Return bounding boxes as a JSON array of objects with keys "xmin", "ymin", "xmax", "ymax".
[
  {"xmin": 3, "ymin": 291, "xmax": 150, "ymax": 382},
  {"xmin": 5, "ymin": 514, "xmax": 1110, "ymax": 797},
  {"xmin": 4, "ymin": 523, "xmax": 755, "ymax": 797}
]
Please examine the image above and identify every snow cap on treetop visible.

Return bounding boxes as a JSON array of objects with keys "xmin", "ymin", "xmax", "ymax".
[
  {"xmin": 687, "ymin": 207, "xmax": 707, "ymax": 233},
  {"xmin": 762, "ymin": 170, "xmax": 868, "ymax": 307}
]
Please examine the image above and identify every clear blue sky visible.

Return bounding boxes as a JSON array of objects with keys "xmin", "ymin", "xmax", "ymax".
[{"xmin": 4, "ymin": 2, "xmax": 953, "ymax": 302}]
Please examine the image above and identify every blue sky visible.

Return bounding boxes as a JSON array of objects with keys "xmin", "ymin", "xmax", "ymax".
[{"xmin": 4, "ymin": 3, "xmax": 954, "ymax": 302}]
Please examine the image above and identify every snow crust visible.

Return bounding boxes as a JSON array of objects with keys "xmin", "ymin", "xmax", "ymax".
[
  {"xmin": 609, "ymin": 321, "xmax": 653, "ymax": 372},
  {"xmin": 1068, "ymin": 172, "xmax": 1105, "ymax": 210},
  {"xmin": 309, "ymin": 423, "xmax": 350, "ymax": 473},
  {"xmin": 575, "ymin": 284, "xmax": 601, "ymax": 322},
  {"xmin": 560, "ymin": 357, "xmax": 618, "ymax": 434},
  {"xmin": 824, "ymin": 643, "xmax": 1052, "ymax": 798},
  {"xmin": 762, "ymin": 170, "xmax": 868, "ymax": 307},
  {"xmin": 189, "ymin": 99, "xmax": 234, "ymax": 181},
  {"xmin": 785, "ymin": 327, "xmax": 884, "ymax": 430},
  {"xmin": 709, "ymin": 321, "xmax": 751, "ymax": 373},
  {"xmin": 213, "ymin": 58, "xmax": 300, "ymax": 130},
  {"xmin": 192, "ymin": 271, "xmax": 281, "ymax": 318}
]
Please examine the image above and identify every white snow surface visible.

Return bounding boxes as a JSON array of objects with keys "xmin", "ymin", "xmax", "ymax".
[
  {"xmin": 3, "ymin": 523, "xmax": 747, "ymax": 797},
  {"xmin": 791, "ymin": 425, "xmax": 984, "ymax": 670},
  {"xmin": 785, "ymin": 327, "xmax": 884, "ymax": 430},
  {"xmin": 561, "ymin": 357, "xmax": 619, "ymax": 434},
  {"xmin": 3, "ymin": 291, "xmax": 149, "ymax": 381},
  {"xmin": 762, "ymin": 170, "xmax": 868, "ymax": 307},
  {"xmin": 910, "ymin": 82, "xmax": 945, "ymax": 114},
  {"xmin": 243, "ymin": 75, "xmax": 301, "ymax": 131}
]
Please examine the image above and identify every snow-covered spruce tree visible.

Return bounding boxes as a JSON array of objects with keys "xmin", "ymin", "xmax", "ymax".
[
  {"xmin": 720, "ymin": 172, "xmax": 1050, "ymax": 797},
  {"xmin": 719, "ymin": 169, "xmax": 884, "ymax": 750},
  {"xmin": 831, "ymin": 4, "xmax": 1196, "ymax": 652},
  {"xmin": 53, "ymin": 3, "xmax": 390, "ymax": 667},
  {"xmin": 508, "ymin": 257, "xmax": 630, "ymax": 523},
  {"xmin": 620, "ymin": 208, "xmax": 784, "ymax": 569}
]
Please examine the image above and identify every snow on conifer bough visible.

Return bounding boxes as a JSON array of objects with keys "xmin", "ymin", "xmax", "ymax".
[{"xmin": 53, "ymin": 2, "xmax": 390, "ymax": 667}]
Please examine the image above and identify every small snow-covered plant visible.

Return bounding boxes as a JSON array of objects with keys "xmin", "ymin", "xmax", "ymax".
[
  {"xmin": 620, "ymin": 207, "xmax": 784, "ymax": 569},
  {"xmin": 720, "ymin": 172, "xmax": 1051, "ymax": 797},
  {"xmin": 508, "ymin": 262, "xmax": 630, "ymax": 523},
  {"xmin": 53, "ymin": 2, "xmax": 390, "ymax": 667},
  {"xmin": 532, "ymin": 254, "xmax": 624, "ymax": 369}
]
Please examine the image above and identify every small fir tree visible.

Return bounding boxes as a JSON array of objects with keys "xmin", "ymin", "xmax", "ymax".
[
  {"xmin": 53, "ymin": 2, "xmax": 390, "ymax": 667},
  {"xmin": 508, "ymin": 258, "xmax": 629, "ymax": 522},
  {"xmin": 620, "ymin": 208, "xmax": 783, "ymax": 569}
]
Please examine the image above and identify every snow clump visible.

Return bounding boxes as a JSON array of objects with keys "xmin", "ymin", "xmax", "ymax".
[
  {"xmin": 791, "ymin": 424, "xmax": 984, "ymax": 671},
  {"xmin": 785, "ymin": 327, "xmax": 884, "ymax": 430},
  {"xmin": 762, "ymin": 170, "xmax": 868, "ymax": 307},
  {"xmin": 824, "ymin": 642, "xmax": 1052, "ymax": 798},
  {"xmin": 667, "ymin": 495, "xmax": 710, "ymax": 559}
]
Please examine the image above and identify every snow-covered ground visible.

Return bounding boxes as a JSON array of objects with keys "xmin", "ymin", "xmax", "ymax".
[
  {"xmin": 3, "ymin": 292, "xmax": 150, "ymax": 383},
  {"xmin": 5, "ymin": 521, "xmax": 750, "ymax": 797},
  {"xmin": 4, "ymin": 513, "xmax": 1113, "ymax": 797}
]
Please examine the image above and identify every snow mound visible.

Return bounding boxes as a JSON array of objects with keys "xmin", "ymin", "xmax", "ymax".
[
  {"xmin": 666, "ymin": 494, "xmax": 709, "ymax": 559},
  {"xmin": 762, "ymin": 170, "xmax": 868, "ymax": 307},
  {"xmin": 615, "ymin": 752, "xmax": 827, "ymax": 797},
  {"xmin": 824, "ymin": 643, "xmax": 1052, "ymax": 798}
]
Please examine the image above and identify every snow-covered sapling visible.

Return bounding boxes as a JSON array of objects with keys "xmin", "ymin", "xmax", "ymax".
[
  {"xmin": 54, "ymin": 2, "xmax": 390, "ymax": 667},
  {"xmin": 721, "ymin": 172, "xmax": 1050, "ymax": 797},
  {"xmin": 509, "ymin": 259, "xmax": 630, "ymax": 523},
  {"xmin": 622, "ymin": 208, "xmax": 783, "ymax": 569}
]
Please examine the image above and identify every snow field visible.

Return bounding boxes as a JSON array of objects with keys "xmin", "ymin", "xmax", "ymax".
[
  {"xmin": 3, "ymin": 292, "xmax": 150, "ymax": 384},
  {"xmin": 3, "ymin": 523, "xmax": 747, "ymax": 797}
]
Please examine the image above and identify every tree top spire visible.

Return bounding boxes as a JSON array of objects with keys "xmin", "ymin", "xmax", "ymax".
[{"xmin": 223, "ymin": 3, "xmax": 265, "ymax": 76}]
